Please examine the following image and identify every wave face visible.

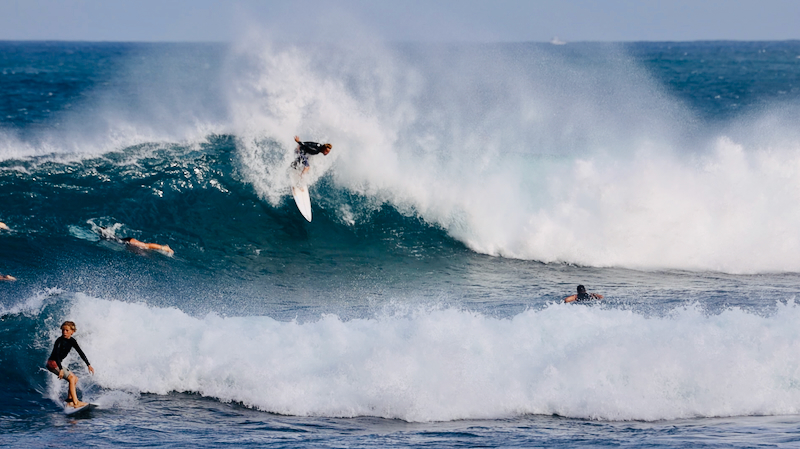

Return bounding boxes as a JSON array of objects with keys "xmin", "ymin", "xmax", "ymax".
[
  {"xmin": 3, "ymin": 41, "xmax": 800, "ymax": 273},
  {"xmin": 2, "ymin": 40, "xmax": 800, "ymax": 425}
]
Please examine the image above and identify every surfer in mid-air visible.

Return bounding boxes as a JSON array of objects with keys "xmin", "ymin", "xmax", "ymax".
[
  {"xmin": 564, "ymin": 285, "xmax": 603, "ymax": 303},
  {"xmin": 46, "ymin": 321, "xmax": 94, "ymax": 408},
  {"xmin": 292, "ymin": 135, "xmax": 332, "ymax": 176}
]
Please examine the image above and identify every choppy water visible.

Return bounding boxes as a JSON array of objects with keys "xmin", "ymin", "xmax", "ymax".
[{"xmin": 2, "ymin": 39, "xmax": 800, "ymax": 447}]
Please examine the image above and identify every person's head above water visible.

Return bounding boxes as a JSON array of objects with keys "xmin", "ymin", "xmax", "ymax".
[
  {"xmin": 577, "ymin": 285, "xmax": 586, "ymax": 294},
  {"xmin": 322, "ymin": 143, "xmax": 332, "ymax": 155}
]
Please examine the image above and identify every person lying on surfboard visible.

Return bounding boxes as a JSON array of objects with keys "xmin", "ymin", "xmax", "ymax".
[
  {"xmin": 292, "ymin": 135, "xmax": 332, "ymax": 176},
  {"xmin": 564, "ymin": 285, "xmax": 604, "ymax": 303},
  {"xmin": 0, "ymin": 274, "xmax": 16, "ymax": 281},
  {"xmin": 46, "ymin": 321, "xmax": 94, "ymax": 408},
  {"xmin": 121, "ymin": 237, "xmax": 174, "ymax": 255},
  {"xmin": 97, "ymin": 227, "xmax": 174, "ymax": 255}
]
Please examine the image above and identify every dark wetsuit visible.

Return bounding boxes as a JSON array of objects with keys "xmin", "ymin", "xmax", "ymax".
[
  {"xmin": 575, "ymin": 292, "xmax": 592, "ymax": 302},
  {"xmin": 47, "ymin": 336, "xmax": 90, "ymax": 373},
  {"xmin": 292, "ymin": 141, "xmax": 327, "ymax": 169}
]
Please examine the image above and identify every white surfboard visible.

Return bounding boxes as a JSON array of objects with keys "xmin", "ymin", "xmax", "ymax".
[
  {"xmin": 64, "ymin": 403, "xmax": 97, "ymax": 415},
  {"xmin": 292, "ymin": 184, "xmax": 312, "ymax": 222}
]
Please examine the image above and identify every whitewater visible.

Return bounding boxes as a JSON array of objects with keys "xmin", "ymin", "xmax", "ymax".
[{"xmin": 2, "ymin": 38, "xmax": 800, "ymax": 447}]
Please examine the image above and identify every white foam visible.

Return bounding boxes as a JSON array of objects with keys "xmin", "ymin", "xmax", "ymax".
[
  {"xmin": 227, "ymin": 37, "xmax": 800, "ymax": 273},
  {"xmin": 68, "ymin": 294, "xmax": 800, "ymax": 422},
  {"xmin": 0, "ymin": 288, "xmax": 64, "ymax": 317},
  {"xmin": 5, "ymin": 37, "xmax": 800, "ymax": 273}
]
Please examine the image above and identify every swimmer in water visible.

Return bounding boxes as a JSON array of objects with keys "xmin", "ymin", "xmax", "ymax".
[{"xmin": 564, "ymin": 285, "xmax": 603, "ymax": 303}]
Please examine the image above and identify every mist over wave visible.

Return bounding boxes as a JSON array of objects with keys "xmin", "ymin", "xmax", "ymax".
[
  {"xmin": 3, "ymin": 40, "xmax": 800, "ymax": 273},
  {"xmin": 0, "ymin": 42, "xmax": 230, "ymax": 160},
  {"xmin": 228, "ymin": 39, "xmax": 800, "ymax": 273},
  {"xmin": 30, "ymin": 294, "xmax": 799, "ymax": 422},
  {"xmin": 4, "ymin": 39, "xmax": 800, "ymax": 442}
]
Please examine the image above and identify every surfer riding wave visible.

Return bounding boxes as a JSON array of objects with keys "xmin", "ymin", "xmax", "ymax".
[{"xmin": 291, "ymin": 136, "xmax": 332, "ymax": 176}]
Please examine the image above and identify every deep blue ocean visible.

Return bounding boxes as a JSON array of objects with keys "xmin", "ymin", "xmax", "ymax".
[{"xmin": 2, "ymin": 39, "xmax": 800, "ymax": 447}]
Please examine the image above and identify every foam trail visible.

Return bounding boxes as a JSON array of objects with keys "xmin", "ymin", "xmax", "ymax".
[{"xmin": 66, "ymin": 295, "xmax": 800, "ymax": 422}]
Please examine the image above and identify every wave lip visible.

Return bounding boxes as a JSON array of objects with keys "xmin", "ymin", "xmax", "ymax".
[{"xmin": 5, "ymin": 41, "xmax": 800, "ymax": 274}]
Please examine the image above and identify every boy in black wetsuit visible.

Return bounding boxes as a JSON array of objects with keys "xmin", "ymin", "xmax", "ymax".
[
  {"xmin": 46, "ymin": 321, "xmax": 94, "ymax": 408},
  {"xmin": 292, "ymin": 135, "xmax": 332, "ymax": 176},
  {"xmin": 564, "ymin": 285, "xmax": 604, "ymax": 303}
]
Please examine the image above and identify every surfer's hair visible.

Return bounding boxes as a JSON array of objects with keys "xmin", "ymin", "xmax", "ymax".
[
  {"xmin": 323, "ymin": 143, "xmax": 332, "ymax": 150},
  {"xmin": 577, "ymin": 285, "xmax": 586, "ymax": 294},
  {"xmin": 61, "ymin": 321, "xmax": 76, "ymax": 331}
]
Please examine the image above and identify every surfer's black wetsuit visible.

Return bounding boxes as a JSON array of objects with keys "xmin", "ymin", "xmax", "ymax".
[
  {"xmin": 292, "ymin": 141, "xmax": 327, "ymax": 169},
  {"xmin": 47, "ymin": 337, "xmax": 90, "ymax": 371},
  {"xmin": 572, "ymin": 285, "xmax": 600, "ymax": 303}
]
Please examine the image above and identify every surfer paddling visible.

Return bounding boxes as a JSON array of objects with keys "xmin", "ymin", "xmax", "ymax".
[
  {"xmin": 121, "ymin": 237, "xmax": 174, "ymax": 255},
  {"xmin": 97, "ymin": 227, "xmax": 174, "ymax": 255},
  {"xmin": 46, "ymin": 321, "xmax": 94, "ymax": 408},
  {"xmin": 0, "ymin": 274, "xmax": 16, "ymax": 281},
  {"xmin": 292, "ymin": 136, "xmax": 332, "ymax": 176},
  {"xmin": 564, "ymin": 285, "xmax": 603, "ymax": 303}
]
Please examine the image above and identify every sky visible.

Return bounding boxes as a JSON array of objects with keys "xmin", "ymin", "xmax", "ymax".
[{"xmin": 0, "ymin": 0, "xmax": 798, "ymax": 43}]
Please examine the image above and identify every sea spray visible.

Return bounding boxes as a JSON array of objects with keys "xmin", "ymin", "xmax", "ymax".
[{"xmin": 66, "ymin": 294, "xmax": 800, "ymax": 422}]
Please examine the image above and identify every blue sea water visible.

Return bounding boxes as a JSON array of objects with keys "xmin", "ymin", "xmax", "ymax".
[{"xmin": 2, "ymin": 39, "xmax": 800, "ymax": 447}]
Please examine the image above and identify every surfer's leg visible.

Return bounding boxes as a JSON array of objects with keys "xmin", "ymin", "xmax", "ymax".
[
  {"xmin": 66, "ymin": 373, "xmax": 86, "ymax": 407},
  {"xmin": 144, "ymin": 243, "xmax": 173, "ymax": 254},
  {"xmin": 66, "ymin": 373, "xmax": 77, "ymax": 404}
]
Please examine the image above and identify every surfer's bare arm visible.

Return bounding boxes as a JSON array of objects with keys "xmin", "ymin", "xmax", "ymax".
[
  {"xmin": 563, "ymin": 294, "xmax": 577, "ymax": 303},
  {"xmin": 591, "ymin": 293, "xmax": 604, "ymax": 299}
]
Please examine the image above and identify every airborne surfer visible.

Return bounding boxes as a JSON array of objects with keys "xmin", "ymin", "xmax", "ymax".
[{"xmin": 292, "ymin": 135, "xmax": 332, "ymax": 176}]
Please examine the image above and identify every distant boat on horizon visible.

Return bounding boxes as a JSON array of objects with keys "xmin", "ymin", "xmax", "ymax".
[{"xmin": 549, "ymin": 36, "xmax": 567, "ymax": 45}]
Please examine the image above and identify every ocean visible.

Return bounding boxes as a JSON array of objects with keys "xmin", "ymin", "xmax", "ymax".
[{"xmin": 2, "ymin": 39, "xmax": 800, "ymax": 447}]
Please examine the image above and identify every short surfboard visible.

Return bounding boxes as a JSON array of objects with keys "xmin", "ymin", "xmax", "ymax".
[
  {"xmin": 63, "ymin": 403, "xmax": 97, "ymax": 415},
  {"xmin": 292, "ymin": 185, "xmax": 312, "ymax": 222}
]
